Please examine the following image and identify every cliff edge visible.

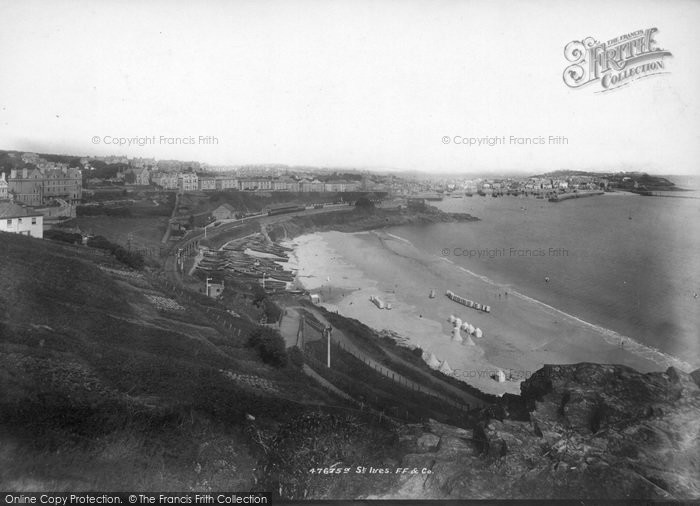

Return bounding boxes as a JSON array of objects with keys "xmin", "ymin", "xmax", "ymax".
[{"xmin": 370, "ymin": 363, "xmax": 700, "ymax": 500}]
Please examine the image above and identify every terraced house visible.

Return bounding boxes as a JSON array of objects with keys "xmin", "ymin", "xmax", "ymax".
[
  {"xmin": 8, "ymin": 166, "xmax": 82, "ymax": 206},
  {"xmin": 0, "ymin": 172, "xmax": 7, "ymax": 199}
]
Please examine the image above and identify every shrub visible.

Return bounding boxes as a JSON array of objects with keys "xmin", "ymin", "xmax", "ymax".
[
  {"xmin": 248, "ymin": 326, "xmax": 287, "ymax": 367},
  {"xmin": 44, "ymin": 229, "xmax": 83, "ymax": 245},
  {"xmin": 288, "ymin": 346, "xmax": 304, "ymax": 369},
  {"xmin": 114, "ymin": 247, "xmax": 145, "ymax": 270},
  {"xmin": 87, "ymin": 235, "xmax": 144, "ymax": 270},
  {"xmin": 87, "ymin": 235, "xmax": 118, "ymax": 252},
  {"xmin": 355, "ymin": 197, "xmax": 375, "ymax": 210}
]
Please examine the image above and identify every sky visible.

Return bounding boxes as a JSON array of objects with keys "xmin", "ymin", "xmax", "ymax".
[{"xmin": 0, "ymin": 0, "xmax": 699, "ymax": 175}]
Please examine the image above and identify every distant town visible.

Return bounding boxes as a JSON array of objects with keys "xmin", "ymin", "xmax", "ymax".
[{"xmin": 0, "ymin": 148, "xmax": 681, "ymax": 240}]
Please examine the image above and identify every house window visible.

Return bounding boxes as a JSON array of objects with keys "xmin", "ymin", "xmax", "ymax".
[
  {"xmin": 7, "ymin": 219, "xmax": 11, "ymax": 225},
  {"xmin": 32, "ymin": 217, "xmax": 37, "ymax": 225},
  {"xmin": 18, "ymin": 218, "xmax": 22, "ymax": 224}
]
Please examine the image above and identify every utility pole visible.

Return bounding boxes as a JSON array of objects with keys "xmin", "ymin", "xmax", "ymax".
[{"xmin": 326, "ymin": 326, "xmax": 332, "ymax": 368}]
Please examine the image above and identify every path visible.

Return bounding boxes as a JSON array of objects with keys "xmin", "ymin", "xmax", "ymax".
[{"xmin": 278, "ymin": 307, "xmax": 302, "ymax": 348}]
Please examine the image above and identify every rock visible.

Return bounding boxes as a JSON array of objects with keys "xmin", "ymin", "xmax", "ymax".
[
  {"xmin": 437, "ymin": 436, "xmax": 475, "ymax": 458},
  {"xmin": 416, "ymin": 434, "xmax": 440, "ymax": 451},
  {"xmin": 376, "ymin": 362, "xmax": 700, "ymax": 500},
  {"xmin": 690, "ymin": 368, "xmax": 700, "ymax": 387}
]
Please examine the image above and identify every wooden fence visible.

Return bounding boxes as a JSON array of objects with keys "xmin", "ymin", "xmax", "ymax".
[{"xmin": 300, "ymin": 316, "xmax": 478, "ymax": 414}]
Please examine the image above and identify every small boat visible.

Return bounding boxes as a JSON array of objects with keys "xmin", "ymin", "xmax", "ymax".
[
  {"xmin": 429, "ymin": 289, "xmax": 436, "ymax": 299},
  {"xmin": 369, "ymin": 295, "xmax": 385, "ymax": 309}
]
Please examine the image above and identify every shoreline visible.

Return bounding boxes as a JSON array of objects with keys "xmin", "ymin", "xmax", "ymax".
[
  {"xmin": 283, "ymin": 229, "xmax": 693, "ymax": 396},
  {"xmin": 266, "ymin": 206, "xmax": 478, "ymax": 242}
]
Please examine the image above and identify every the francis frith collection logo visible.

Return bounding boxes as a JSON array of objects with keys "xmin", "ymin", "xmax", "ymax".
[{"xmin": 563, "ymin": 28, "xmax": 672, "ymax": 92}]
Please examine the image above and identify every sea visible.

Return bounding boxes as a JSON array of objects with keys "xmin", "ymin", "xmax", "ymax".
[{"xmin": 387, "ymin": 184, "xmax": 700, "ymax": 370}]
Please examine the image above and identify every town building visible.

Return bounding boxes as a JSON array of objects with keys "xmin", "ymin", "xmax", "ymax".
[
  {"xmin": 212, "ymin": 203, "xmax": 237, "ymax": 220},
  {"xmin": 324, "ymin": 180, "xmax": 359, "ymax": 192},
  {"xmin": 215, "ymin": 175, "xmax": 238, "ymax": 191},
  {"xmin": 178, "ymin": 172, "xmax": 199, "ymax": 193},
  {"xmin": 8, "ymin": 166, "xmax": 82, "ymax": 206},
  {"xmin": 238, "ymin": 178, "xmax": 273, "ymax": 190},
  {"xmin": 151, "ymin": 171, "xmax": 179, "ymax": 190},
  {"xmin": 130, "ymin": 157, "xmax": 157, "ymax": 169},
  {"xmin": 300, "ymin": 179, "xmax": 325, "ymax": 192},
  {"xmin": 272, "ymin": 177, "xmax": 299, "ymax": 191},
  {"xmin": 0, "ymin": 173, "xmax": 8, "ymax": 199},
  {"xmin": 198, "ymin": 176, "xmax": 216, "ymax": 191},
  {"xmin": 0, "ymin": 201, "xmax": 43, "ymax": 238},
  {"xmin": 206, "ymin": 279, "xmax": 225, "ymax": 298},
  {"xmin": 125, "ymin": 168, "xmax": 150, "ymax": 185}
]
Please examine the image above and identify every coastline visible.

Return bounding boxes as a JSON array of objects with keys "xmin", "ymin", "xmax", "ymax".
[
  {"xmin": 266, "ymin": 205, "xmax": 478, "ymax": 242},
  {"xmin": 283, "ymin": 229, "xmax": 692, "ymax": 396}
]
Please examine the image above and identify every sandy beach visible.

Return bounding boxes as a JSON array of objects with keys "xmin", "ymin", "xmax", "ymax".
[{"xmin": 283, "ymin": 230, "xmax": 689, "ymax": 396}]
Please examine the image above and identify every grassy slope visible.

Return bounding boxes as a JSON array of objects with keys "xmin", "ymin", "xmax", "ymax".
[{"xmin": 0, "ymin": 233, "xmax": 398, "ymax": 495}]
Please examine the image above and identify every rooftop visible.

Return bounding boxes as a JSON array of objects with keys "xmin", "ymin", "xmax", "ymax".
[{"xmin": 0, "ymin": 201, "xmax": 43, "ymax": 219}]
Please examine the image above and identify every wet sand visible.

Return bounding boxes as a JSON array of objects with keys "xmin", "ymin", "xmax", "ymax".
[{"xmin": 283, "ymin": 230, "xmax": 681, "ymax": 396}]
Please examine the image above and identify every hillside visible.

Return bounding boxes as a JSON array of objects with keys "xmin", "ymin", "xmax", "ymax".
[
  {"xmin": 1, "ymin": 232, "xmax": 698, "ymax": 500},
  {"xmin": 0, "ymin": 233, "xmax": 395, "ymax": 492}
]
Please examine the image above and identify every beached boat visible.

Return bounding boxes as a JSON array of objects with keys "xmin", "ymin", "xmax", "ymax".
[
  {"xmin": 369, "ymin": 295, "xmax": 385, "ymax": 309},
  {"xmin": 445, "ymin": 290, "xmax": 491, "ymax": 313}
]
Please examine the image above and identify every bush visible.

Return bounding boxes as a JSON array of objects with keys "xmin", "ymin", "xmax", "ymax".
[
  {"xmin": 44, "ymin": 229, "xmax": 83, "ymax": 245},
  {"xmin": 288, "ymin": 346, "xmax": 304, "ymax": 369},
  {"xmin": 114, "ymin": 247, "xmax": 145, "ymax": 270},
  {"xmin": 248, "ymin": 326, "xmax": 287, "ymax": 367},
  {"xmin": 86, "ymin": 235, "xmax": 144, "ymax": 270},
  {"xmin": 355, "ymin": 197, "xmax": 375, "ymax": 210},
  {"xmin": 87, "ymin": 235, "xmax": 118, "ymax": 252}
]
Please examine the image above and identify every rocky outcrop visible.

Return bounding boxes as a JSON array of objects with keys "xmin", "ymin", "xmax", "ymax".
[{"xmin": 371, "ymin": 363, "xmax": 700, "ymax": 500}]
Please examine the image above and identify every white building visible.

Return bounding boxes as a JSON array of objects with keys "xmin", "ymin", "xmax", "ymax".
[
  {"xmin": 0, "ymin": 201, "xmax": 43, "ymax": 238},
  {"xmin": 178, "ymin": 172, "xmax": 199, "ymax": 193},
  {"xmin": 0, "ymin": 173, "xmax": 8, "ymax": 199}
]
